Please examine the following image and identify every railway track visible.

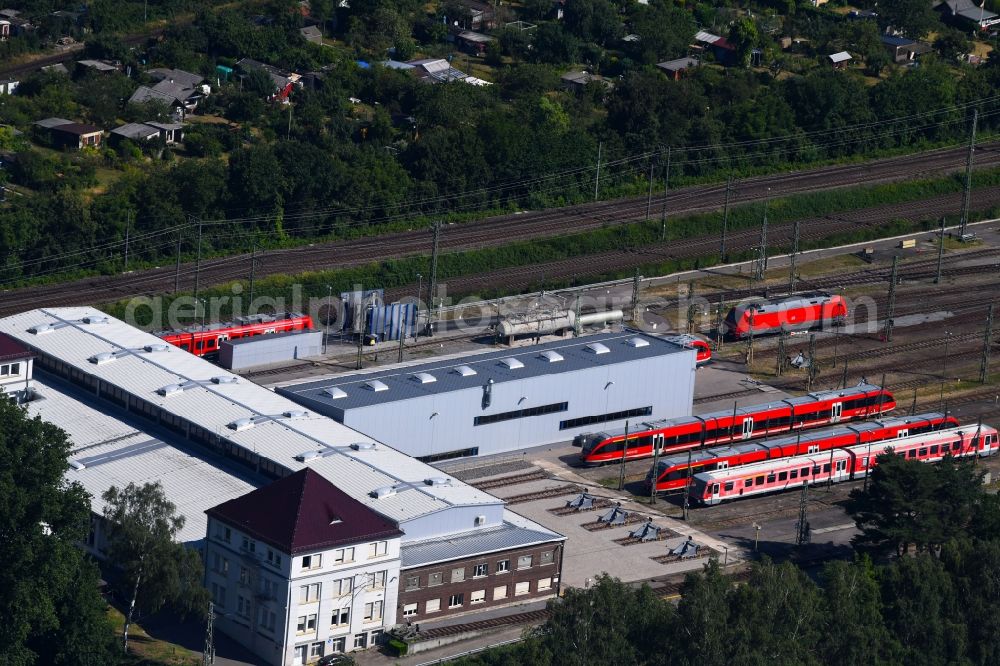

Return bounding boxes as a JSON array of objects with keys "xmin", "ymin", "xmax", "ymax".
[
  {"xmin": 505, "ymin": 484, "xmax": 582, "ymax": 505},
  {"xmin": 470, "ymin": 470, "xmax": 548, "ymax": 490},
  {"xmin": 6, "ymin": 146, "xmax": 1000, "ymax": 318}
]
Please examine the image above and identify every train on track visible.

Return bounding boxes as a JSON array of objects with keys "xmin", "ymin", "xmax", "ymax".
[
  {"xmin": 664, "ymin": 334, "xmax": 712, "ymax": 366},
  {"xmin": 689, "ymin": 424, "xmax": 999, "ymax": 505},
  {"xmin": 575, "ymin": 382, "xmax": 895, "ymax": 466},
  {"xmin": 723, "ymin": 292, "xmax": 847, "ymax": 340},
  {"xmin": 155, "ymin": 312, "xmax": 314, "ymax": 356},
  {"xmin": 645, "ymin": 412, "xmax": 957, "ymax": 493}
]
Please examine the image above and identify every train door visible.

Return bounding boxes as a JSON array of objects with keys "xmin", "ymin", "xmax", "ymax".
[
  {"xmin": 711, "ymin": 483, "xmax": 720, "ymax": 502},
  {"xmin": 835, "ymin": 459, "xmax": 847, "ymax": 478},
  {"xmin": 653, "ymin": 434, "xmax": 664, "ymax": 455},
  {"xmin": 742, "ymin": 417, "xmax": 754, "ymax": 440},
  {"xmin": 831, "ymin": 402, "xmax": 843, "ymax": 423}
]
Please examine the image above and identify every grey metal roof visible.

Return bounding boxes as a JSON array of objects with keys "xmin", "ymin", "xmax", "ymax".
[
  {"xmin": 657, "ymin": 57, "xmax": 700, "ymax": 72},
  {"xmin": 34, "ymin": 117, "xmax": 72, "ymax": 129},
  {"xmin": 111, "ymin": 122, "xmax": 160, "ymax": 140},
  {"xmin": 401, "ymin": 511, "xmax": 565, "ymax": 568},
  {"xmin": 276, "ymin": 331, "xmax": 689, "ymax": 411},
  {"xmin": 146, "ymin": 67, "xmax": 204, "ymax": 88},
  {"xmin": 129, "ymin": 85, "xmax": 179, "ymax": 106}
]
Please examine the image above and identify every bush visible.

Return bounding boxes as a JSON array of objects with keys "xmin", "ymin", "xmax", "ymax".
[{"xmin": 388, "ymin": 638, "xmax": 408, "ymax": 656}]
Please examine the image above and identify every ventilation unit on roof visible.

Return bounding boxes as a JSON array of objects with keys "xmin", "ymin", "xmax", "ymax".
[
  {"xmin": 143, "ymin": 343, "xmax": 170, "ymax": 353},
  {"xmin": 411, "ymin": 372, "xmax": 437, "ymax": 384},
  {"xmin": 625, "ymin": 337, "xmax": 649, "ymax": 348},
  {"xmin": 500, "ymin": 357, "xmax": 524, "ymax": 370},
  {"xmin": 294, "ymin": 450, "xmax": 320, "ymax": 462},
  {"xmin": 28, "ymin": 323, "xmax": 54, "ymax": 335},
  {"xmin": 424, "ymin": 477, "xmax": 450, "ymax": 487},
  {"xmin": 68, "ymin": 459, "xmax": 86, "ymax": 471},
  {"xmin": 365, "ymin": 380, "xmax": 389, "ymax": 392},
  {"xmin": 453, "ymin": 365, "xmax": 477, "ymax": 377},
  {"xmin": 82, "ymin": 315, "xmax": 108, "ymax": 325},
  {"xmin": 371, "ymin": 485, "xmax": 397, "ymax": 499},
  {"xmin": 322, "ymin": 386, "xmax": 348, "ymax": 399},
  {"xmin": 585, "ymin": 342, "xmax": 611, "ymax": 355},
  {"xmin": 350, "ymin": 442, "xmax": 376, "ymax": 451},
  {"xmin": 88, "ymin": 352, "xmax": 115, "ymax": 365},
  {"xmin": 283, "ymin": 410, "xmax": 308, "ymax": 419},
  {"xmin": 539, "ymin": 350, "xmax": 563, "ymax": 363},
  {"xmin": 228, "ymin": 417, "xmax": 254, "ymax": 431},
  {"xmin": 157, "ymin": 384, "xmax": 184, "ymax": 397},
  {"xmin": 212, "ymin": 376, "xmax": 238, "ymax": 385}
]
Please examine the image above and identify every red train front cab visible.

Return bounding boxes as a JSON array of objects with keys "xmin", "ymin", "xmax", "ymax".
[{"xmin": 663, "ymin": 334, "xmax": 712, "ymax": 366}]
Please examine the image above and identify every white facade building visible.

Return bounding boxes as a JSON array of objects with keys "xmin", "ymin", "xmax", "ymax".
[{"xmin": 0, "ymin": 331, "xmax": 34, "ymax": 403}]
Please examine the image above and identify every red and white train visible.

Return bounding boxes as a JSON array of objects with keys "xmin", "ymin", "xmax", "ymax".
[
  {"xmin": 645, "ymin": 412, "xmax": 958, "ymax": 493},
  {"xmin": 723, "ymin": 292, "xmax": 847, "ymax": 340},
  {"xmin": 664, "ymin": 334, "xmax": 712, "ymax": 366},
  {"xmin": 689, "ymin": 424, "xmax": 998, "ymax": 505},
  {"xmin": 155, "ymin": 312, "xmax": 314, "ymax": 356},
  {"xmin": 575, "ymin": 383, "xmax": 895, "ymax": 466}
]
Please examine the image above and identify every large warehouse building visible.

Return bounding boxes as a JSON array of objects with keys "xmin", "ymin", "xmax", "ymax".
[
  {"xmin": 275, "ymin": 331, "xmax": 697, "ymax": 461},
  {"xmin": 0, "ymin": 308, "xmax": 564, "ymax": 665}
]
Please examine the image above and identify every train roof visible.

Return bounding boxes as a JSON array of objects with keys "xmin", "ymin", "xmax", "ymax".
[
  {"xmin": 654, "ymin": 412, "xmax": 947, "ymax": 471},
  {"xmin": 155, "ymin": 312, "xmax": 309, "ymax": 336},
  {"xmin": 692, "ymin": 424, "xmax": 974, "ymax": 483},
  {"xmin": 730, "ymin": 292, "xmax": 837, "ymax": 316}
]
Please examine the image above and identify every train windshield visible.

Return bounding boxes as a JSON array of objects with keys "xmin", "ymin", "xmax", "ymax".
[{"xmin": 579, "ymin": 434, "xmax": 609, "ymax": 455}]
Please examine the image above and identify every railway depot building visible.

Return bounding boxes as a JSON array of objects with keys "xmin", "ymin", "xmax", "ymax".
[
  {"xmin": 0, "ymin": 307, "xmax": 564, "ymax": 665},
  {"xmin": 275, "ymin": 331, "xmax": 697, "ymax": 461}
]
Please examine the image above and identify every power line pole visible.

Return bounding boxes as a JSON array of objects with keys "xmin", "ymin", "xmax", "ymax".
[
  {"xmin": 645, "ymin": 154, "xmax": 655, "ymax": 222},
  {"xmin": 789, "ymin": 218, "xmax": 800, "ymax": 294},
  {"xmin": 174, "ymin": 229, "xmax": 182, "ymax": 293},
  {"xmin": 202, "ymin": 601, "xmax": 215, "ymax": 666},
  {"xmin": 248, "ymin": 241, "xmax": 257, "ymax": 305},
  {"xmin": 427, "ymin": 220, "xmax": 441, "ymax": 336},
  {"xmin": 192, "ymin": 216, "xmax": 203, "ymax": 306},
  {"xmin": 746, "ymin": 313, "xmax": 755, "ymax": 367},
  {"xmin": 806, "ymin": 333, "xmax": 817, "ymax": 391},
  {"xmin": 682, "ymin": 447, "xmax": 693, "ymax": 521},
  {"xmin": 760, "ymin": 196, "xmax": 769, "ymax": 272},
  {"xmin": 959, "ymin": 108, "xmax": 978, "ymax": 239},
  {"xmin": 776, "ymin": 329, "xmax": 787, "ymax": 377},
  {"xmin": 650, "ymin": 434, "xmax": 661, "ymax": 505},
  {"xmin": 795, "ymin": 482, "xmax": 810, "ymax": 546},
  {"xmin": 720, "ymin": 176, "xmax": 732, "ymax": 262},
  {"xmin": 883, "ymin": 255, "xmax": 898, "ymax": 343},
  {"xmin": 935, "ymin": 216, "xmax": 946, "ymax": 284},
  {"xmin": 980, "ymin": 302, "xmax": 994, "ymax": 384},
  {"xmin": 617, "ymin": 420, "xmax": 630, "ymax": 491},
  {"xmin": 630, "ymin": 269, "xmax": 641, "ymax": 323},
  {"xmin": 714, "ymin": 296, "xmax": 725, "ymax": 351},
  {"xmin": 660, "ymin": 147, "xmax": 671, "ymax": 241},
  {"xmin": 593, "ymin": 141, "xmax": 602, "ymax": 201},
  {"xmin": 123, "ymin": 211, "xmax": 131, "ymax": 273}
]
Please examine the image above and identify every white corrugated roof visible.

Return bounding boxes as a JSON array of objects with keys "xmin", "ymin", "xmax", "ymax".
[
  {"xmin": 26, "ymin": 376, "xmax": 256, "ymax": 545},
  {"xmin": 829, "ymin": 51, "xmax": 852, "ymax": 63},
  {"xmin": 1, "ymin": 308, "xmax": 502, "ymax": 528}
]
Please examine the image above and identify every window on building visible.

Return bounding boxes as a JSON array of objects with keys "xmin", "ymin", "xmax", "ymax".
[
  {"xmin": 331, "ymin": 607, "xmax": 350, "ymax": 627},
  {"xmin": 301, "ymin": 554, "xmax": 322, "ymax": 570},
  {"xmin": 266, "ymin": 548, "xmax": 281, "ymax": 568},
  {"xmin": 517, "ymin": 555, "xmax": 533, "ymax": 570},
  {"xmin": 215, "ymin": 524, "xmax": 231, "ymax": 543},
  {"xmin": 259, "ymin": 577, "xmax": 276, "ymax": 599},
  {"xmin": 296, "ymin": 615, "xmax": 312, "ymax": 634},
  {"xmin": 474, "ymin": 401, "xmax": 569, "ymax": 426},
  {"xmin": 493, "ymin": 585, "xmax": 508, "ymax": 600},
  {"xmin": 331, "ymin": 577, "xmax": 351, "ymax": 597},
  {"xmin": 242, "ymin": 536, "xmax": 255, "ymax": 553},
  {"xmin": 425, "ymin": 599, "xmax": 441, "ymax": 613},
  {"xmin": 211, "ymin": 583, "xmax": 226, "ymax": 609},
  {"xmin": 309, "ymin": 642, "xmax": 324, "ymax": 659},
  {"xmin": 471, "ymin": 590, "xmax": 486, "ymax": 604},
  {"xmin": 497, "ymin": 560, "xmax": 510, "ymax": 573},
  {"xmin": 237, "ymin": 595, "xmax": 250, "ymax": 618},
  {"xmin": 473, "ymin": 563, "xmax": 488, "ymax": 577},
  {"xmin": 354, "ymin": 634, "xmax": 368, "ymax": 649},
  {"xmin": 540, "ymin": 551, "xmax": 554, "ymax": 566},
  {"xmin": 368, "ymin": 541, "xmax": 388, "ymax": 558},
  {"xmin": 451, "ymin": 567, "xmax": 465, "ymax": 583},
  {"xmin": 515, "ymin": 581, "xmax": 530, "ymax": 596},
  {"xmin": 538, "ymin": 578, "xmax": 552, "ymax": 591},
  {"xmin": 257, "ymin": 607, "xmax": 276, "ymax": 632},
  {"xmin": 212, "ymin": 552, "xmax": 229, "ymax": 575},
  {"xmin": 367, "ymin": 570, "xmax": 387, "ymax": 590},
  {"xmin": 405, "ymin": 575, "xmax": 420, "ymax": 591},
  {"xmin": 363, "ymin": 601, "xmax": 383, "ymax": 623},
  {"xmin": 428, "ymin": 572, "xmax": 443, "ymax": 586},
  {"xmin": 334, "ymin": 547, "xmax": 355, "ymax": 564},
  {"xmin": 448, "ymin": 593, "xmax": 464, "ymax": 608},
  {"xmin": 330, "ymin": 637, "xmax": 346, "ymax": 653},
  {"xmin": 559, "ymin": 406, "xmax": 654, "ymax": 430},
  {"xmin": 299, "ymin": 583, "xmax": 320, "ymax": 604},
  {"xmin": 239, "ymin": 566, "xmax": 250, "ymax": 586},
  {"xmin": 403, "ymin": 603, "xmax": 418, "ymax": 617}
]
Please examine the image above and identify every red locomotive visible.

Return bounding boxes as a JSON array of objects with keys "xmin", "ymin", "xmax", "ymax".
[
  {"xmin": 156, "ymin": 312, "xmax": 314, "ymax": 356},
  {"xmin": 664, "ymin": 334, "xmax": 712, "ymax": 366},
  {"xmin": 575, "ymin": 383, "xmax": 894, "ymax": 466},
  {"xmin": 645, "ymin": 412, "xmax": 957, "ymax": 493},
  {"xmin": 690, "ymin": 423, "xmax": 999, "ymax": 504},
  {"xmin": 723, "ymin": 292, "xmax": 847, "ymax": 339}
]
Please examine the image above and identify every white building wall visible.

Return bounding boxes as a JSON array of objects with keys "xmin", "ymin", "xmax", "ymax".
[
  {"xmin": 0, "ymin": 356, "xmax": 32, "ymax": 402},
  {"xmin": 205, "ymin": 518, "xmax": 401, "ymax": 666}
]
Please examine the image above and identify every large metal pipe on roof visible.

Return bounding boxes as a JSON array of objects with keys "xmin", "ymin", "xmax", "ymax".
[
  {"xmin": 578, "ymin": 309, "xmax": 624, "ymax": 327},
  {"xmin": 495, "ymin": 311, "xmax": 575, "ymax": 338}
]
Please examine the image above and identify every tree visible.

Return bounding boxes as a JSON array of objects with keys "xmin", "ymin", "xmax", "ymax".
[
  {"xmin": 0, "ymin": 398, "xmax": 119, "ymax": 665},
  {"xmin": 728, "ymin": 18, "xmax": 761, "ymax": 68},
  {"xmin": 564, "ymin": 0, "xmax": 623, "ymax": 46},
  {"xmin": 819, "ymin": 558, "xmax": 899, "ymax": 665},
  {"xmin": 934, "ymin": 28, "xmax": 972, "ymax": 62},
  {"xmin": 673, "ymin": 558, "xmax": 733, "ymax": 666},
  {"xmin": 102, "ymin": 482, "xmax": 208, "ymax": 653},
  {"xmin": 530, "ymin": 23, "xmax": 581, "ymax": 64},
  {"xmin": 877, "ymin": 0, "xmax": 940, "ymax": 38},
  {"xmin": 627, "ymin": 0, "xmax": 696, "ymax": 64}
]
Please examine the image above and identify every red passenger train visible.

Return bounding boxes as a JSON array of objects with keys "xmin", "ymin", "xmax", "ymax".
[
  {"xmin": 575, "ymin": 383, "xmax": 895, "ymax": 466},
  {"xmin": 689, "ymin": 424, "xmax": 999, "ymax": 505},
  {"xmin": 156, "ymin": 312, "xmax": 314, "ymax": 356},
  {"xmin": 723, "ymin": 292, "xmax": 847, "ymax": 340},
  {"xmin": 664, "ymin": 334, "xmax": 712, "ymax": 366},
  {"xmin": 645, "ymin": 412, "xmax": 957, "ymax": 493}
]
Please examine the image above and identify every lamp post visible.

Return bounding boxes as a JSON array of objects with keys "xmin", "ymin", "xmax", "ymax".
[
  {"xmin": 752, "ymin": 522, "xmax": 761, "ymax": 551},
  {"xmin": 940, "ymin": 330, "xmax": 953, "ymax": 408},
  {"xmin": 415, "ymin": 273, "xmax": 423, "ymax": 340},
  {"xmin": 324, "ymin": 284, "xmax": 332, "ymax": 355}
]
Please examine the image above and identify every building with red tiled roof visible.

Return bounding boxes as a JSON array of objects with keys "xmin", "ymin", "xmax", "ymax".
[{"xmin": 205, "ymin": 468, "xmax": 404, "ymax": 663}]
